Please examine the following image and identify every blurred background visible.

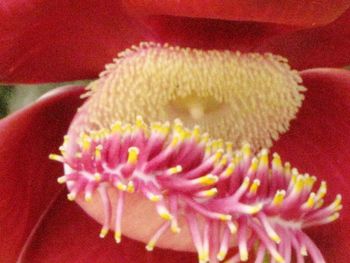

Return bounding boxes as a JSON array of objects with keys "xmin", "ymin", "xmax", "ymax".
[{"xmin": 0, "ymin": 81, "xmax": 89, "ymax": 119}]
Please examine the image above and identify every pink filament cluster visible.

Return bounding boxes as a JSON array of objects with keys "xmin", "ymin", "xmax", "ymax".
[{"xmin": 50, "ymin": 117, "xmax": 341, "ymax": 263}]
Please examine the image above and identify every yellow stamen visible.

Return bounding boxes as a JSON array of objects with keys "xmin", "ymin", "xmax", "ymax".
[{"xmin": 127, "ymin": 147, "xmax": 139, "ymax": 165}]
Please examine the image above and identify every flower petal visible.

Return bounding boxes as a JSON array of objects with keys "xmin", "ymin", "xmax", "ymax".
[
  {"xmin": 19, "ymin": 191, "xmax": 196, "ymax": 263},
  {"xmin": 0, "ymin": 1, "xmax": 143, "ymax": 83},
  {"xmin": 124, "ymin": 0, "xmax": 349, "ymax": 27},
  {"xmin": 257, "ymin": 8, "xmax": 350, "ymax": 69},
  {"xmin": 0, "ymin": 85, "xmax": 85, "ymax": 262},
  {"xmin": 272, "ymin": 68, "xmax": 350, "ymax": 262}
]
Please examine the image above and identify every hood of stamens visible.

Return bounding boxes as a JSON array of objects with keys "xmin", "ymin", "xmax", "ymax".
[
  {"xmin": 76, "ymin": 42, "xmax": 305, "ymax": 150},
  {"xmin": 51, "ymin": 116, "xmax": 342, "ymax": 263}
]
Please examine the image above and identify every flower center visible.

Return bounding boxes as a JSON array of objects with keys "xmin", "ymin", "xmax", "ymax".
[
  {"xmin": 76, "ymin": 42, "xmax": 305, "ymax": 150},
  {"xmin": 51, "ymin": 117, "xmax": 341, "ymax": 263}
]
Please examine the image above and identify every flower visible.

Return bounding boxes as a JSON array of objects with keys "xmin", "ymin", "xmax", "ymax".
[{"xmin": 0, "ymin": 1, "xmax": 350, "ymax": 263}]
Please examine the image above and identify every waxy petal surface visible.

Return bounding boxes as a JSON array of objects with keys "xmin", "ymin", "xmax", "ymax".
[
  {"xmin": 0, "ymin": 0, "xmax": 349, "ymax": 83},
  {"xmin": 272, "ymin": 68, "xmax": 350, "ymax": 262},
  {"xmin": 124, "ymin": 0, "xmax": 349, "ymax": 27},
  {"xmin": 0, "ymin": 85, "xmax": 85, "ymax": 262},
  {"xmin": 258, "ymin": 8, "xmax": 350, "ymax": 69},
  {"xmin": 0, "ymin": 1, "xmax": 143, "ymax": 83}
]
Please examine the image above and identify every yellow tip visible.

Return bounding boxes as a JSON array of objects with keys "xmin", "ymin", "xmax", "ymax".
[
  {"xmin": 242, "ymin": 143, "xmax": 251, "ymax": 158},
  {"xmin": 114, "ymin": 231, "xmax": 121, "ymax": 243},
  {"xmin": 219, "ymin": 214, "xmax": 232, "ymax": 221},
  {"xmin": 99, "ymin": 227, "xmax": 109, "ymax": 238},
  {"xmin": 67, "ymin": 193, "xmax": 76, "ymax": 201},
  {"xmin": 127, "ymin": 181, "xmax": 135, "ymax": 193},
  {"xmin": 249, "ymin": 179, "xmax": 260, "ymax": 194},
  {"xmin": 273, "ymin": 190, "xmax": 286, "ymax": 206},
  {"xmin": 197, "ymin": 174, "xmax": 219, "ymax": 186},
  {"xmin": 149, "ymin": 193, "xmax": 162, "ymax": 202},
  {"xmin": 84, "ymin": 193, "xmax": 92, "ymax": 202},
  {"xmin": 116, "ymin": 182, "xmax": 127, "ymax": 191},
  {"xmin": 127, "ymin": 147, "xmax": 139, "ymax": 164},
  {"xmin": 160, "ymin": 212, "xmax": 173, "ymax": 221},
  {"xmin": 57, "ymin": 176, "xmax": 66, "ymax": 184},
  {"xmin": 146, "ymin": 241, "xmax": 156, "ymax": 251},
  {"xmin": 49, "ymin": 154, "xmax": 64, "ymax": 162},
  {"xmin": 240, "ymin": 249, "xmax": 248, "ymax": 262},
  {"xmin": 167, "ymin": 165, "xmax": 183, "ymax": 175},
  {"xmin": 94, "ymin": 173, "xmax": 102, "ymax": 181},
  {"xmin": 217, "ymin": 250, "xmax": 226, "ymax": 261},
  {"xmin": 198, "ymin": 188, "xmax": 218, "ymax": 198},
  {"xmin": 171, "ymin": 223, "xmax": 181, "ymax": 234}
]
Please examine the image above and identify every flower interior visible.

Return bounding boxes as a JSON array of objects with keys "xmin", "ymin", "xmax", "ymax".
[{"xmin": 50, "ymin": 44, "xmax": 341, "ymax": 263}]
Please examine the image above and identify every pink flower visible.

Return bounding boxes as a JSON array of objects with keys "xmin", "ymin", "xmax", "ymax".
[{"xmin": 0, "ymin": 1, "xmax": 350, "ymax": 263}]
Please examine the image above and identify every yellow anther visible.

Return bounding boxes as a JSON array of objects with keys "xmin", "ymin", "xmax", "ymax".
[
  {"xmin": 247, "ymin": 203, "xmax": 263, "ymax": 214},
  {"xmin": 67, "ymin": 192, "xmax": 76, "ymax": 201},
  {"xmin": 114, "ymin": 231, "xmax": 121, "ymax": 243},
  {"xmin": 300, "ymin": 246, "xmax": 308, "ymax": 256},
  {"xmin": 294, "ymin": 176, "xmax": 305, "ymax": 193},
  {"xmin": 167, "ymin": 165, "xmax": 183, "ymax": 175},
  {"xmin": 219, "ymin": 155, "xmax": 228, "ymax": 166},
  {"xmin": 222, "ymin": 163, "xmax": 235, "ymax": 178},
  {"xmin": 160, "ymin": 211, "xmax": 172, "ymax": 221},
  {"xmin": 242, "ymin": 143, "xmax": 251, "ymax": 158},
  {"xmin": 200, "ymin": 133, "xmax": 209, "ymax": 144},
  {"xmin": 249, "ymin": 158, "xmax": 259, "ymax": 172},
  {"xmin": 304, "ymin": 193, "xmax": 316, "ymax": 208},
  {"xmin": 259, "ymin": 149, "xmax": 269, "ymax": 166},
  {"xmin": 94, "ymin": 172, "xmax": 102, "ymax": 181},
  {"xmin": 214, "ymin": 149, "xmax": 224, "ymax": 162},
  {"xmin": 332, "ymin": 194, "xmax": 342, "ymax": 207},
  {"xmin": 95, "ymin": 145, "xmax": 103, "ymax": 160},
  {"xmin": 272, "ymin": 190, "xmax": 286, "ymax": 206},
  {"xmin": 127, "ymin": 147, "xmax": 139, "ymax": 165},
  {"xmin": 249, "ymin": 179, "xmax": 260, "ymax": 194},
  {"xmin": 136, "ymin": 115, "xmax": 145, "ymax": 127},
  {"xmin": 196, "ymin": 174, "xmax": 219, "ymax": 186},
  {"xmin": 227, "ymin": 221, "xmax": 237, "ymax": 234},
  {"xmin": 284, "ymin": 162, "xmax": 291, "ymax": 176},
  {"xmin": 272, "ymin": 153, "xmax": 282, "ymax": 169},
  {"xmin": 57, "ymin": 176, "xmax": 66, "ymax": 184},
  {"xmin": 148, "ymin": 193, "xmax": 162, "ymax": 202},
  {"xmin": 127, "ymin": 181, "xmax": 135, "ymax": 193},
  {"xmin": 273, "ymin": 252, "xmax": 285, "ymax": 263},
  {"xmin": 198, "ymin": 250, "xmax": 209, "ymax": 263},
  {"xmin": 217, "ymin": 250, "xmax": 227, "ymax": 261},
  {"xmin": 170, "ymin": 136, "xmax": 180, "ymax": 147},
  {"xmin": 225, "ymin": 142, "xmax": 233, "ymax": 154},
  {"xmin": 240, "ymin": 248, "xmax": 249, "ymax": 262},
  {"xmin": 116, "ymin": 182, "xmax": 127, "ymax": 191},
  {"xmin": 218, "ymin": 214, "xmax": 232, "ymax": 221},
  {"xmin": 99, "ymin": 227, "xmax": 109, "ymax": 238},
  {"xmin": 84, "ymin": 192, "xmax": 93, "ymax": 202},
  {"xmin": 197, "ymin": 188, "xmax": 218, "ymax": 198},
  {"xmin": 242, "ymin": 177, "xmax": 250, "ymax": 188},
  {"xmin": 171, "ymin": 222, "xmax": 181, "ymax": 233},
  {"xmin": 270, "ymin": 233, "xmax": 281, "ymax": 244},
  {"xmin": 80, "ymin": 133, "xmax": 91, "ymax": 151},
  {"xmin": 327, "ymin": 212, "xmax": 340, "ymax": 222},
  {"xmin": 316, "ymin": 181, "xmax": 327, "ymax": 200},
  {"xmin": 49, "ymin": 154, "xmax": 64, "ymax": 162},
  {"xmin": 146, "ymin": 241, "xmax": 156, "ymax": 251},
  {"xmin": 305, "ymin": 175, "xmax": 317, "ymax": 188}
]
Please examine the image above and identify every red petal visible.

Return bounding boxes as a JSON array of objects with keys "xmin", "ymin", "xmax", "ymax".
[
  {"xmin": 0, "ymin": 85, "xmax": 85, "ymax": 262},
  {"xmin": 0, "ymin": 1, "xmax": 143, "ymax": 83},
  {"xmin": 272, "ymin": 68, "xmax": 350, "ymax": 262},
  {"xmin": 19, "ymin": 192, "xmax": 196, "ymax": 263},
  {"xmin": 125, "ymin": 0, "xmax": 349, "ymax": 27},
  {"xmin": 258, "ymin": 8, "xmax": 350, "ymax": 69}
]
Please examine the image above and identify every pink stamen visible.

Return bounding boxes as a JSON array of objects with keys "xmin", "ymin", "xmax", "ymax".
[{"xmin": 51, "ymin": 117, "xmax": 342, "ymax": 263}]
